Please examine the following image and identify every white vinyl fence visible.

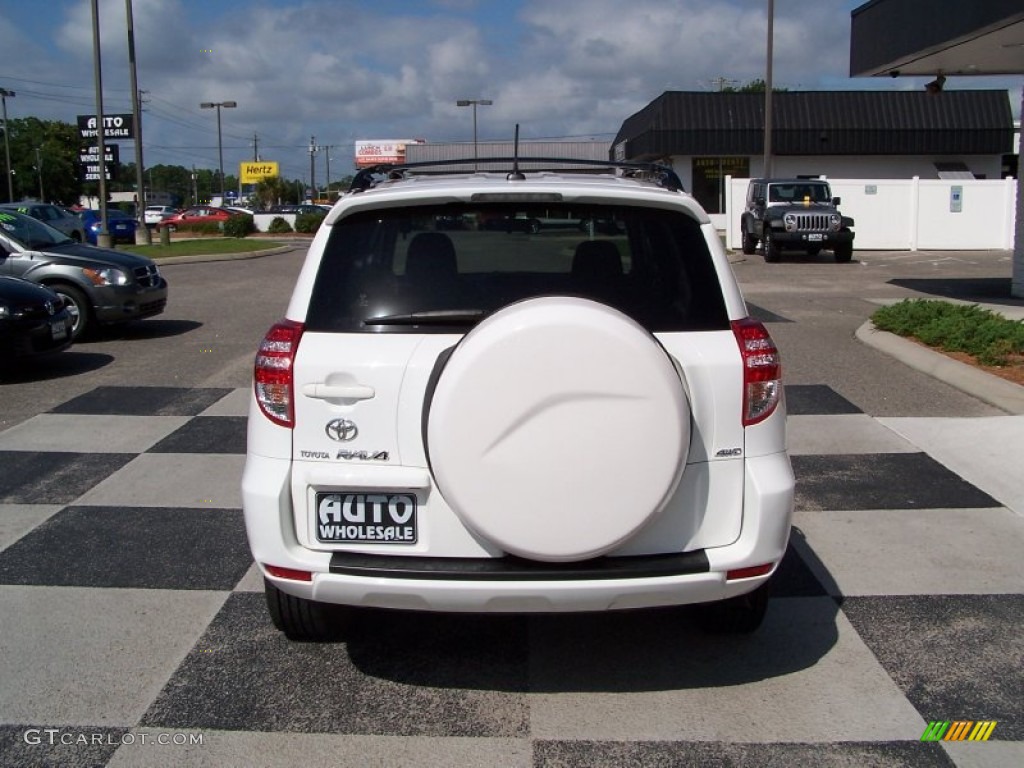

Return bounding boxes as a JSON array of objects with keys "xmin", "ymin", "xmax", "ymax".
[{"xmin": 723, "ymin": 176, "xmax": 1018, "ymax": 251}]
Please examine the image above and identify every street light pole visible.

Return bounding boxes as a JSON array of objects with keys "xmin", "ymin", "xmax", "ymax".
[
  {"xmin": 456, "ymin": 99, "xmax": 493, "ymax": 170},
  {"xmin": 0, "ymin": 88, "xmax": 14, "ymax": 202},
  {"xmin": 200, "ymin": 100, "xmax": 236, "ymax": 201}
]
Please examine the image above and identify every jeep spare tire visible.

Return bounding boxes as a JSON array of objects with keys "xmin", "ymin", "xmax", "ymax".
[{"xmin": 426, "ymin": 297, "xmax": 690, "ymax": 562}]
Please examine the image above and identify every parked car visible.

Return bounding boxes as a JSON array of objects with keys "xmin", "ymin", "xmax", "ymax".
[
  {"xmin": 0, "ymin": 276, "xmax": 73, "ymax": 363},
  {"xmin": 740, "ymin": 178, "xmax": 855, "ymax": 263},
  {"xmin": 0, "ymin": 209, "xmax": 167, "ymax": 340},
  {"xmin": 243, "ymin": 157, "xmax": 794, "ymax": 641},
  {"xmin": 143, "ymin": 205, "xmax": 178, "ymax": 226},
  {"xmin": 79, "ymin": 209, "xmax": 139, "ymax": 245},
  {"xmin": 155, "ymin": 206, "xmax": 234, "ymax": 231},
  {"xmin": 0, "ymin": 202, "xmax": 87, "ymax": 243}
]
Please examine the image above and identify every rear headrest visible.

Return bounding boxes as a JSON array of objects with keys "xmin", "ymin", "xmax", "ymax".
[
  {"xmin": 406, "ymin": 232, "xmax": 457, "ymax": 282},
  {"xmin": 572, "ymin": 240, "xmax": 623, "ymax": 281}
]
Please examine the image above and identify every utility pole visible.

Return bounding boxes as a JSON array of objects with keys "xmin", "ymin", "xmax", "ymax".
[
  {"xmin": 321, "ymin": 145, "xmax": 333, "ymax": 200},
  {"xmin": 253, "ymin": 132, "xmax": 259, "ymax": 161},
  {"xmin": 308, "ymin": 136, "xmax": 317, "ymax": 201},
  {"xmin": 0, "ymin": 87, "xmax": 14, "ymax": 202},
  {"xmin": 90, "ymin": 0, "xmax": 111, "ymax": 247},
  {"xmin": 763, "ymin": 0, "xmax": 775, "ymax": 177},
  {"xmin": 34, "ymin": 148, "xmax": 43, "ymax": 199},
  {"xmin": 126, "ymin": 0, "xmax": 150, "ymax": 243}
]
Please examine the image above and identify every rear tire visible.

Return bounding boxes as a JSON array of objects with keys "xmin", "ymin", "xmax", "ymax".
[
  {"xmin": 697, "ymin": 579, "xmax": 771, "ymax": 634},
  {"xmin": 741, "ymin": 230, "xmax": 757, "ymax": 255},
  {"xmin": 264, "ymin": 578, "xmax": 350, "ymax": 642},
  {"xmin": 50, "ymin": 283, "xmax": 91, "ymax": 340},
  {"xmin": 763, "ymin": 230, "xmax": 781, "ymax": 263}
]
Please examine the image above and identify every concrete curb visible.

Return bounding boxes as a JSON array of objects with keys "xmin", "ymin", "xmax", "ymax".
[
  {"xmin": 151, "ymin": 243, "xmax": 300, "ymax": 266},
  {"xmin": 855, "ymin": 321, "xmax": 1024, "ymax": 415}
]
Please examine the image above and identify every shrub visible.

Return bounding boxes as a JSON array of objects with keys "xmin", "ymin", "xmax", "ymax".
[
  {"xmin": 223, "ymin": 213, "xmax": 255, "ymax": 238},
  {"xmin": 294, "ymin": 212, "xmax": 326, "ymax": 234},
  {"xmin": 267, "ymin": 216, "xmax": 293, "ymax": 234},
  {"xmin": 872, "ymin": 299, "xmax": 1024, "ymax": 366}
]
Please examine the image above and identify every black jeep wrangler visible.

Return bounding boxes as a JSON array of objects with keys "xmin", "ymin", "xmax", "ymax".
[{"xmin": 740, "ymin": 178, "xmax": 854, "ymax": 263}]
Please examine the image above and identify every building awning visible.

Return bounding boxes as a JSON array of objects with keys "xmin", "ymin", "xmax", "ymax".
[{"xmin": 850, "ymin": 0, "xmax": 1024, "ymax": 77}]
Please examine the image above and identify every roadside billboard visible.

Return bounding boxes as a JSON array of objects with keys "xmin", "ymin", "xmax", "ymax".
[
  {"xmin": 354, "ymin": 139, "xmax": 424, "ymax": 167},
  {"xmin": 76, "ymin": 114, "xmax": 134, "ymax": 140},
  {"xmin": 240, "ymin": 161, "xmax": 279, "ymax": 184}
]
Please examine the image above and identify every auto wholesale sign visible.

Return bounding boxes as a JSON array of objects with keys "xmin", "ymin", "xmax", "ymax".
[
  {"xmin": 240, "ymin": 161, "xmax": 279, "ymax": 184},
  {"xmin": 77, "ymin": 114, "xmax": 135, "ymax": 140},
  {"xmin": 354, "ymin": 139, "xmax": 423, "ymax": 168},
  {"xmin": 76, "ymin": 143, "xmax": 119, "ymax": 182},
  {"xmin": 78, "ymin": 144, "xmax": 119, "ymax": 165}
]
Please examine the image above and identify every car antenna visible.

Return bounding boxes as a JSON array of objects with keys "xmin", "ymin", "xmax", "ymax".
[{"xmin": 507, "ymin": 124, "xmax": 525, "ymax": 181}]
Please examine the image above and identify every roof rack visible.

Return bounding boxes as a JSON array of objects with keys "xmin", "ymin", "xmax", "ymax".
[{"xmin": 348, "ymin": 157, "xmax": 684, "ymax": 194}]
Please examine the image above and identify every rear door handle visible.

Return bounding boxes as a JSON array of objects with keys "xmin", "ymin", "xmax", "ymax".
[{"xmin": 302, "ymin": 383, "xmax": 376, "ymax": 401}]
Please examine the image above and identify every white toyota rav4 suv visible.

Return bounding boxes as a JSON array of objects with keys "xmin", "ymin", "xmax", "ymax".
[{"xmin": 243, "ymin": 157, "xmax": 794, "ymax": 641}]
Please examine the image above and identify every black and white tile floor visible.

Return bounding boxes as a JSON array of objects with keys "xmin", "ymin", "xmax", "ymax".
[{"xmin": 0, "ymin": 385, "xmax": 1021, "ymax": 767}]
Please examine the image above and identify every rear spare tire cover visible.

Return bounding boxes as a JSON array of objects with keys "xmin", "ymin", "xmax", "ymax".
[{"xmin": 426, "ymin": 297, "xmax": 690, "ymax": 562}]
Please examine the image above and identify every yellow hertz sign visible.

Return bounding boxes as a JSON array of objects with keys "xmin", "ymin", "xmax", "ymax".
[{"xmin": 240, "ymin": 162, "xmax": 279, "ymax": 183}]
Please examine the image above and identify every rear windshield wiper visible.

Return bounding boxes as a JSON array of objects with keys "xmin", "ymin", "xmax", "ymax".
[{"xmin": 364, "ymin": 309, "xmax": 486, "ymax": 326}]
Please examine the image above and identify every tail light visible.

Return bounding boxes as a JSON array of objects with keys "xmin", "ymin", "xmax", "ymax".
[
  {"xmin": 731, "ymin": 318, "xmax": 782, "ymax": 426},
  {"xmin": 254, "ymin": 319, "xmax": 304, "ymax": 428}
]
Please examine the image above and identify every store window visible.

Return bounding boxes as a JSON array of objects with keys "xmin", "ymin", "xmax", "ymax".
[{"xmin": 691, "ymin": 157, "xmax": 750, "ymax": 214}]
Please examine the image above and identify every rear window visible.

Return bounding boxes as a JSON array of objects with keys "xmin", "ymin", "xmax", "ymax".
[{"xmin": 306, "ymin": 203, "xmax": 728, "ymax": 333}]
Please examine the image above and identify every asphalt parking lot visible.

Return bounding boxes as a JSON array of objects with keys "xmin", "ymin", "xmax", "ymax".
[{"xmin": 0, "ymin": 245, "xmax": 1021, "ymax": 767}]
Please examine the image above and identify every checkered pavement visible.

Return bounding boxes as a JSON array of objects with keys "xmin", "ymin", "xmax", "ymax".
[{"xmin": 0, "ymin": 384, "xmax": 1021, "ymax": 767}]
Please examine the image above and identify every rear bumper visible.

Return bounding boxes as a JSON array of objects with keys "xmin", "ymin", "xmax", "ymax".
[{"xmin": 242, "ymin": 451, "xmax": 794, "ymax": 612}]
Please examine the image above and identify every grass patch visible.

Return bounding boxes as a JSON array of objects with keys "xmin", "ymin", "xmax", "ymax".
[
  {"xmin": 872, "ymin": 299, "xmax": 1024, "ymax": 366},
  {"xmin": 115, "ymin": 239, "xmax": 283, "ymax": 259}
]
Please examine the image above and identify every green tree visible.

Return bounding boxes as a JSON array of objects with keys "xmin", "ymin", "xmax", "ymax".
[
  {"xmin": 252, "ymin": 175, "xmax": 289, "ymax": 210},
  {"xmin": 3, "ymin": 117, "xmax": 80, "ymax": 204},
  {"xmin": 722, "ymin": 79, "xmax": 789, "ymax": 93}
]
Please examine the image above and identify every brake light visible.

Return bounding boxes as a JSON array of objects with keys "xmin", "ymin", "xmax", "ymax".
[
  {"xmin": 254, "ymin": 319, "xmax": 304, "ymax": 428},
  {"xmin": 731, "ymin": 317, "xmax": 782, "ymax": 426}
]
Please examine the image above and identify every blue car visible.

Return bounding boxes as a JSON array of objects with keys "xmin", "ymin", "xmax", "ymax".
[{"xmin": 79, "ymin": 209, "xmax": 139, "ymax": 245}]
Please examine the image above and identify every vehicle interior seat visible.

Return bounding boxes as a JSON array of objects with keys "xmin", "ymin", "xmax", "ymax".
[{"xmin": 405, "ymin": 232, "xmax": 458, "ymax": 283}]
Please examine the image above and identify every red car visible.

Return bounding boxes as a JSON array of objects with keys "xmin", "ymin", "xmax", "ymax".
[{"xmin": 155, "ymin": 206, "xmax": 234, "ymax": 231}]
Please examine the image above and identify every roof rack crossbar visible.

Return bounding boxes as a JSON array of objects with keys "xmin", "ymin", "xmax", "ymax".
[{"xmin": 347, "ymin": 157, "xmax": 684, "ymax": 193}]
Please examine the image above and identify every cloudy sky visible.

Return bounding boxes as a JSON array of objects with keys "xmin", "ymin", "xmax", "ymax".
[{"xmin": 0, "ymin": 0, "xmax": 1020, "ymax": 185}]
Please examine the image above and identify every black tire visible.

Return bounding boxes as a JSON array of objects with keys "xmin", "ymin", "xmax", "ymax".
[
  {"xmin": 834, "ymin": 241, "xmax": 853, "ymax": 263},
  {"xmin": 741, "ymin": 229, "xmax": 757, "ymax": 255},
  {"xmin": 527, "ymin": 219, "xmax": 541, "ymax": 234},
  {"xmin": 49, "ymin": 283, "xmax": 91, "ymax": 340},
  {"xmin": 264, "ymin": 578, "xmax": 350, "ymax": 642},
  {"xmin": 697, "ymin": 579, "xmax": 772, "ymax": 634},
  {"xmin": 763, "ymin": 230, "xmax": 781, "ymax": 263}
]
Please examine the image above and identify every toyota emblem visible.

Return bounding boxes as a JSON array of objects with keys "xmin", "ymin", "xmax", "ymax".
[{"xmin": 325, "ymin": 419, "xmax": 358, "ymax": 442}]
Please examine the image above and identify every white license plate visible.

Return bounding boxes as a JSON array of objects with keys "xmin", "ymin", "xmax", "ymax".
[
  {"xmin": 50, "ymin": 319, "xmax": 67, "ymax": 340},
  {"xmin": 807, "ymin": 233, "xmax": 824, "ymax": 242},
  {"xmin": 315, "ymin": 492, "xmax": 417, "ymax": 544}
]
